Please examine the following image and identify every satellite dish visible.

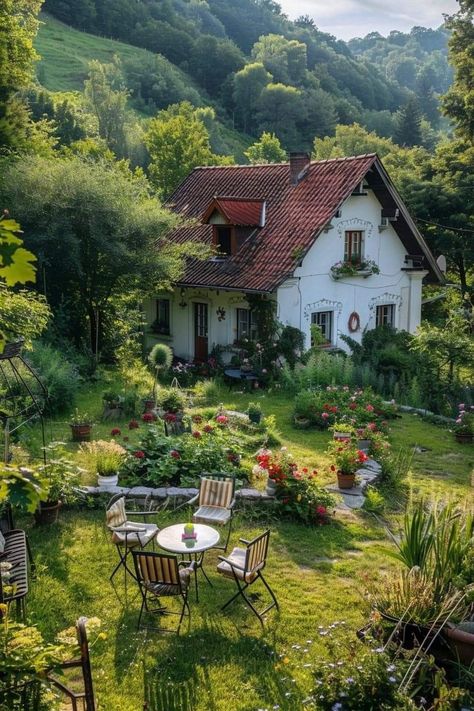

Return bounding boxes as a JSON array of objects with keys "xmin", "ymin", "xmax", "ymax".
[{"xmin": 436, "ymin": 254, "xmax": 447, "ymax": 273}]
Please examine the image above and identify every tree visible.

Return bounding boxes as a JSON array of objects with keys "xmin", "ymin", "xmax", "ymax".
[
  {"xmin": 256, "ymin": 83, "xmax": 304, "ymax": 149},
  {"xmin": 394, "ymin": 97, "xmax": 423, "ymax": 147},
  {"xmin": 251, "ymin": 34, "xmax": 307, "ymax": 84},
  {"xmin": 0, "ymin": 0, "xmax": 42, "ymax": 149},
  {"xmin": 0, "ymin": 155, "xmax": 192, "ymax": 355},
  {"xmin": 145, "ymin": 102, "xmax": 233, "ymax": 198},
  {"xmin": 442, "ymin": 0, "xmax": 474, "ymax": 142},
  {"xmin": 233, "ymin": 62, "xmax": 272, "ymax": 133},
  {"xmin": 84, "ymin": 58, "xmax": 130, "ymax": 158},
  {"xmin": 411, "ymin": 312, "xmax": 474, "ymax": 383},
  {"xmin": 244, "ymin": 132, "xmax": 286, "ymax": 163},
  {"xmin": 190, "ymin": 35, "xmax": 245, "ymax": 98},
  {"xmin": 313, "ymin": 123, "xmax": 396, "ymax": 161}
]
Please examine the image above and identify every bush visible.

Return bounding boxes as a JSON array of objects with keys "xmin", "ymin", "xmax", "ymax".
[
  {"xmin": 159, "ymin": 388, "xmax": 186, "ymax": 413},
  {"xmin": 194, "ymin": 379, "xmax": 221, "ymax": 405},
  {"xmin": 294, "ymin": 386, "xmax": 397, "ymax": 429},
  {"xmin": 26, "ymin": 342, "xmax": 80, "ymax": 415}
]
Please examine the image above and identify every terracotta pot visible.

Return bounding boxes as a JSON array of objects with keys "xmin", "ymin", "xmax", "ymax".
[
  {"xmin": 455, "ymin": 432, "xmax": 473, "ymax": 444},
  {"xmin": 35, "ymin": 500, "xmax": 61, "ymax": 525},
  {"xmin": 445, "ymin": 625, "xmax": 474, "ymax": 665},
  {"xmin": 70, "ymin": 424, "xmax": 92, "ymax": 442},
  {"xmin": 337, "ymin": 472, "xmax": 356, "ymax": 489}
]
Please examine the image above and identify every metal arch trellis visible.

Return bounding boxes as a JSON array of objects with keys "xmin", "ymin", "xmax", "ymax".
[{"xmin": 0, "ymin": 341, "xmax": 47, "ymax": 465}]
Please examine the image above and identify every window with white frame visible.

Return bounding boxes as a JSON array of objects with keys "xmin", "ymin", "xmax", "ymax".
[
  {"xmin": 344, "ymin": 230, "xmax": 363, "ymax": 262},
  {"xmin": 311, "ymin": 311, "xmax": 333, "ymax": 344},
  {"xmin": 236, "ymin": 308, "xmax": 258, "ymax": 341},
  {"xmin": 153, "ymin": 298, "xmax": 171, "ymax": 334},
  {"xmin": 376, "ymin": 304, "xmax": 395, "ymax": 327}
]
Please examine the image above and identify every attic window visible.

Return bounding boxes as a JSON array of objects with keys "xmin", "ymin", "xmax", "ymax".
[{"xmin": 214, "ymin": 225, "xmax": 233, "ymax": 256}]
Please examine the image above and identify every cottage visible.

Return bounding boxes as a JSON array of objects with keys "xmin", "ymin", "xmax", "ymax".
[{"xmin": 144, "ymin": 152, "xmax": 444, "ymax": 361}]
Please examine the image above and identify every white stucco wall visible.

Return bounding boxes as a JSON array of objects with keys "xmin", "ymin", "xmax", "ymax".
[{"xmin": 277, "ymin": 190, "xmax": 427, "ymax": 351}]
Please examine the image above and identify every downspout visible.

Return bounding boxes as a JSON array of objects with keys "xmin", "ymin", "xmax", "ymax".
[{"xmin": 297, "ymin": 277, "xmax": 303, "ymax": 333}]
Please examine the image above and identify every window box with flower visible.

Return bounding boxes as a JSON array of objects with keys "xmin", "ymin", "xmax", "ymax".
[{"xmin": 330, "ymin": 258, "xmax": 380, "ymax": 280}]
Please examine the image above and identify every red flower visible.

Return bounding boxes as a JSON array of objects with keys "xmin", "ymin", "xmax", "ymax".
[
  {"xmin": 349, "ymin": 402, "xmax": 357, "ymax": 410},
  {"xmin": 133, "ymin": 450, "xmax": 145, "ymax": 459},
  {"xmin": 170, "ymin": 450, "xmax": 180, "ymax": 459},
  {"xmin": 330, "ymin": 406, "xmax": 338, "ymax": 413},
  {"xmin": 282, "ymin": 497, "xmax": 290, "ymax": 504},
  {"xmin": 111, "ymin": 428, "xmax": 121, "ymax": 436},
  {"xmin": 330, "ymin": 465, "xmax": 336, "ymax": 472},
  {"xmin": 203, "ymin": 424, "xmax": 214, "ymax": 433},
  {"xmin": 192, "ymin": 415, "xmax": 203, "ymax": 423},
  {"xmin": 366, "ymin": 404, "xmax": 374, "ymax": 412},
  {"xmin": 142, "ymin": 412, "xmax": 156, "ymax": 423},
  {"xmin": 316, "ymin": 506, "xmax": 327, "ymax": 515},
  {"xmin": 193, "ymin": 431, "xmax": 202, "ymax": 439},
  {"xmin": 128, "ymin": 419, "xmax": 139, "ymax": 430},
  {"xmin": 302, "ymin": 467, "xmax": 308, "ymax": 473},
  {"xmin": 164, "ymin": 413, "xmax": 176, "ymax": 423}
]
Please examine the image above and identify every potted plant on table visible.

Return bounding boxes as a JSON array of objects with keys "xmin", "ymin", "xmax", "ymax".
[
  {"xmin": 247, "ymin": 402, "xmax": 262, "ymax": 424},
  {"xmin": 35, "ymin": 445, "xmax": 82, "ymax": 524},
  {"xmin": 454, "ymin": 405, "xmax": 474, "ymax": 444},
  {"xmin": 69, "ymin": 409, "xmax": 93, "ymax": 442},
  {"xmin": 327, "ymin": 439, "xmax": 368, "ymax": 489}
]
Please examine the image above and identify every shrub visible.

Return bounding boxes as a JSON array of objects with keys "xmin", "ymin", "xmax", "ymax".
[
  {"xmin": 363, "ymin": 486, "xmax": 385, "ymax": 514},
  {"xmin": 159, "ymin": 388, "xmax": 186, "ymax": 413},
  {"xmin": 294, "ymin": 386, "xmax": 396, "ymax": 430},
  {"xmin": 194, "ymin": 379, "xmax": 221, "ymax": 405},
  {"xmin": 80, "ymin": 440, "xmax": 126, "ymax": 477},
  {"xmin": 26, "ymin": 342, "xmax": 80, "ymax": 415}
]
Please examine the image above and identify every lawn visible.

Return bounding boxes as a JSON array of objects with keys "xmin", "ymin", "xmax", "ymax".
[{"xmin": 15, "ymin": 372, "xmax": 474, "ymax": 710}]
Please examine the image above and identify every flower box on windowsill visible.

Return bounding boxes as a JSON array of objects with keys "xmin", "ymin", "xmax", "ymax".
[{"xmin": 330, "ymin": 268, "xmax": 373, "ymax": 281}]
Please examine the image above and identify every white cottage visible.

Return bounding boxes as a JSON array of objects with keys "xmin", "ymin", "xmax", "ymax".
[{"xmin": 144, "ymin": 153, "xmax": 443, "ymax": 360}]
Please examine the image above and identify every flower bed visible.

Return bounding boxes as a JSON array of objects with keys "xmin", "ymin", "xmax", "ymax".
[
  {"xmin": 294, "ymin": 386, "xmax": 397, "ymax": 430},
  {"xmin": 254, "ymin": 448, "xmax": 336, "ymax": 524}
]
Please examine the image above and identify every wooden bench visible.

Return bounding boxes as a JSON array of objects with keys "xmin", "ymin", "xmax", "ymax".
[{"xmin": 0, "ymin": 528, "xmax": 33, "ymax": 620}]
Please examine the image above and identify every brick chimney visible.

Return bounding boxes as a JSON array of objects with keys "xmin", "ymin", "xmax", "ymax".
[{"xmin": 289, "ymin": 152, "xmax": 311, "ymax": 185}]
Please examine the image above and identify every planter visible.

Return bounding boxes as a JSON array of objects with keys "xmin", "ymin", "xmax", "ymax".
[
  {"xmin": 294, "ymin": 415, "xmax": 311, "ymax": 429},
  {"xmin": 248, "ymin": 412, "xmax": 262, "ymax": 424},
  {"xmin": 357, "ymin": 439, "xmax": 371, "ymax": 451},
  {"xmin": 333, "ymin": 431, "xmax": 352, "ymax": 442},
  {"xmin": 70, "ymin": 423, "xmax": 92, "ymax": 442},
  {"xmin": 35, "ymin": 500, "xmax": 62, "ymax": 525},
  {"xmin": 445, "ymin": 624, "xmax": 474, "ymax": 665},
  {"xmin": 266, "ymin": 477, "xmax": 277, "ymax": 496},
  {"xmin": 97, "ymin": 474, "xmax": 119, "ymax": 489},
  {"xmin": 337, "ymin": 472, "xmax": 356, "ymax": 489},
  {"xmin": 455, "ymin": 432, "xmax": 473, "ymax": 444}
]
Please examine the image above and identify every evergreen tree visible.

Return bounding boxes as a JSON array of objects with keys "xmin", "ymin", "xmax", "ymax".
[{"xmin": 394, "ymin": 97, "xmax": 423, "ymax": 147}]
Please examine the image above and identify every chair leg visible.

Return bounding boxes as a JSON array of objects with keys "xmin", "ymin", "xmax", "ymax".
[
  {"xmin": 259, "ymin": 572, "xmax": 279, "ymax": 611},
  {"xmin": 224, "ymin": 516, "xmax": 233, "ymax": 553},
  {"xmin": 177, "ymin": 592, "xmax": 190, "ymax": 635},
  {"xmin": 221, "ymin": 571, "xmax": 278, "ymax": 626}
]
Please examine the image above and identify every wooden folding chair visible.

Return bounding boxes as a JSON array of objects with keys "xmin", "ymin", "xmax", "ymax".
[
  {"xmin": 47, "ymin": 616, "xmax": 96, "ymax": 711},
  {"xmin": 185, "ymin": 474, "xmax": 236, "ymax": 552},
  {"xmin": 217, "ymin": 530, "xmax": 279, "ymax": 625}
]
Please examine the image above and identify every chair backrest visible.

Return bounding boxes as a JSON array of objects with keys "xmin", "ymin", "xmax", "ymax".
[
  {"xmin": 105, "ymin": 495, "xmax": 127, "ymax": 530},
  {"xmin": 76, "ymin": 617, "xmax": 96, "ymax": 711},
  {"xmin": 244, "ymin": 530, "xmax": 270, "ymax": 574},
  {"xmin": 133, "ymin": 551, "xmax": 181, "ymax": 588},
  {"xmin": 199, "ymin": 475, "xmax": 235, "ymax": 508}
]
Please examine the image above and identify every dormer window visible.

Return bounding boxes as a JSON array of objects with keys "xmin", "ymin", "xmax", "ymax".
[{"xmin": 215, "ymin": 225, "xmax": 233, "ymax": 256}]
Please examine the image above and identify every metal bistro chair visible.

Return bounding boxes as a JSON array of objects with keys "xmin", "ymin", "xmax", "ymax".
[
  {"xmin": 185, "ymin": 474, "xmax": 236, "ymax": 552},
  {"xmin": 132, "ymin": 550, "xmax": 195, "ymax": 634},
  {"xmin": 47, "ymin": 616, "xmax": 96, "ymax": 711},
  {"xmin": 105, "ymin": 494, "xmax": 165, "ymax": 585},
  {"xmin": 217, "ymin": 530, "xmax": 279, "ymax": 626}
]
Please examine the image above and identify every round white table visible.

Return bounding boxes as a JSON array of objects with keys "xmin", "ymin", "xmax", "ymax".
[{"xmin": 157, "ymin": 523, "xmax": 220, "ymax": 601}]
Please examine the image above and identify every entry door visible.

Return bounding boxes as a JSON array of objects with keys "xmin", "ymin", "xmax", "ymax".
[{"xmin": 194, "ymin": 302, "xmax": 208, "ymax": 361}]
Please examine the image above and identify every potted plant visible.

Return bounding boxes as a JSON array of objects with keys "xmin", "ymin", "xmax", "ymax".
[
  {"xmin": 102, "ymin": 390, "xmax": 124, "ymax": 420},
  {"xmin": 80, "ymin": 440, "xmax": 126, "ymax": 489},
  {"xmin": 331, "ymin": 422, "xmax": 354, "ymax": 442},
  {"xmin": 34, "ymin": 445, "xmax": 81, "ymax": 524},
  {"xmin": 247, "ymin": 402, "xmax": 262, "ymax": 424},
  {"xmin": 142, "ymin": 393, "xmax": 155, "ymax": 413},
  {"xmin": 454, "ymin": 405, "xmax": 474, "ymax": 444},
  {"xmin": 327, "ymin": 439, "xmax": 368, "ymax": 489},
  {"xmin": 160, "ymin": 388, "xmax": 186, "ymax": 418},
  {"xmin": 69, "ymin": 409, "xmax": 93, "ymax": 442},
  {"xmin": 356, "ymin": 426, "xmax": 372, "ymax": 451}
]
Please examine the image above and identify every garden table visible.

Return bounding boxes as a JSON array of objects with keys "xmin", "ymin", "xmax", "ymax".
[
  {"xmin": 224, "ymin": 368, "xmax": 259, "ymax": 390},
  {"xmin": 156, "ymin": 523, "xmax": 220, "ymax": 602}
]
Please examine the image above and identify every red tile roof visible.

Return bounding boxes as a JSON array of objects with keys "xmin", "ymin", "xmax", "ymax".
[{"xmin": 165, "ymin": 154, "xmax": 378, "ymax": 292}]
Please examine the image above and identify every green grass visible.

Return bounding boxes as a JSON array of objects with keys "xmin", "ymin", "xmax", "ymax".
[
  {"xmin": 15, "ymin": 372, "xmax": 474, "ymax": 709},
  {"xmin": 35, "ymin": 13, "xmax": 166, "ymax": 93}
]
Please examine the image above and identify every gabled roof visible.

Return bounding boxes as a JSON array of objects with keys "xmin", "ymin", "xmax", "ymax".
[
  {"xmin": 203, "ymin": 197, "xmax": 265, "ymax": 227},
  {"xmin": 165, "ymin": 154, "xmax": 443, "ymax": 292}
]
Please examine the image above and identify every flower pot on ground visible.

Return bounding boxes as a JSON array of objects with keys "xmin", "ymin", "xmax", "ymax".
[
  {"xmin": 445, "ymin": 623, "xmax": 474, "ymax": 665},
  {"xmin": 143, "ymin": 396, "xmax": 155, "ymax": 413},
  {"xmin": 69, "ymin": 409, "xmax": 93, "ymax": 442},
  {"xmin": 247, "ymin": 402, "xmax": 262, "ymax": 424},
  {"xmin": 79, "ymin": 440, "xmax": 125, "ymax": 490},
  {"xmin": 455, "ymin": 431, "xmax": 473, "ymax": 444},
  {"xmin": 357, "ymin": 439, "xmax": 371, "ymax": 451},
  {"xmin": 34, "ymin": 444, "xmax": 82, "ymax": 525},
  {"xmin": 326, "ymin": 439, "xmax": 368, "ymax": 489},
  {"xmin": 336, "ymin": 471, "xmax": 356, "ymax": 489},
  {"xmin": 159, "ymin": 388, "xmax": 186, "ymax": 415},
  {"xmin": 454, "ymin": 405, "xmax": 474, "ymax": 444},
  {"xmin": 294, "ymin": 415, "xmax": 311, "ymax": 429}
]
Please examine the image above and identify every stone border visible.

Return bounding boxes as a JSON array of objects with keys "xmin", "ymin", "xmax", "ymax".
[{"xmin": 79, "ymin": 484, "xmax": 275, "ymax": 503}]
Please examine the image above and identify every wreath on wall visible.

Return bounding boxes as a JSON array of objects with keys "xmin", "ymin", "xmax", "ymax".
[{"xmin": 348, "ymin": 312, "xmax": 360, "ymax": 332}]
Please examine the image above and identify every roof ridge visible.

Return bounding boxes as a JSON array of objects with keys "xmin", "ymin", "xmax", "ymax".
[{"xmin": 193, "ymin": 154, "xmax": 377, "ymax": 171}]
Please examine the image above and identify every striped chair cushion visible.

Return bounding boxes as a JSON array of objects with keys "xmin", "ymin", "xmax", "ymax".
[
  {"xmin": 145, "ymin": 567, "xmax": 192, "ymax": 596},
  {"xmin": 111, "ymin": 522, "xmax": 157, "ymax": 547},
  {"xmin": 199, "ymin": 478, "xmax": 233, "ymax": 508},
  {"xmin": 193, "ymin": 505, "xmax": 231, "ymax": 526},
  {"xmin": 106, "ymin": 497, "xmax": 127, "ymax": 528},
  {"xmin": 216, "ymin": 547, "xmax": 257, "ymax": 583}
]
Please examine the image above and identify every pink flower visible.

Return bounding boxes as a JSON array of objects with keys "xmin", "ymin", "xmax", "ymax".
[
  {"xmin": 366, "ymin": 404, "xmax": 374, "ymax": 412},
  {"xmin": 316, "ymin": 506, "xmax": 327, "ymax": 515},
  {"xmin": 110, "ymin": 428, "xmax": 121, "ymax": 436},
  {"xmin": 193, "ymin": 431, "xmax": 202, "ymax": 439},
  {"xmin": 367, "ymin": 422, "xmax": 377, "ymax": 431},
  {"xmin": 321, "ymin": 412, "xmax": 330, "ymax": 419},
  {"xmin": 133, "ymin": 450, "xmax": 145, "ymax": 459},
  {"xmin": 216, "ymin": 414, "xmax": 228, "ymax": 425},
  {"xmin": 459, "ymin": 403, "xmax": 465, "ymax": 410},
  {"xmin": 128, "ymin": 419, "xmax": 139, "ymax": 430}
]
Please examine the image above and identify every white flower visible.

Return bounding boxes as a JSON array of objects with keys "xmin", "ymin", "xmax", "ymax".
[
  {"xmin": 388, "ymin": 676, "xmax": 397, "ymax": 683},
  {"xmin": 332, "ymin": 704, "xmax": 343, "ymax": 711}
]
